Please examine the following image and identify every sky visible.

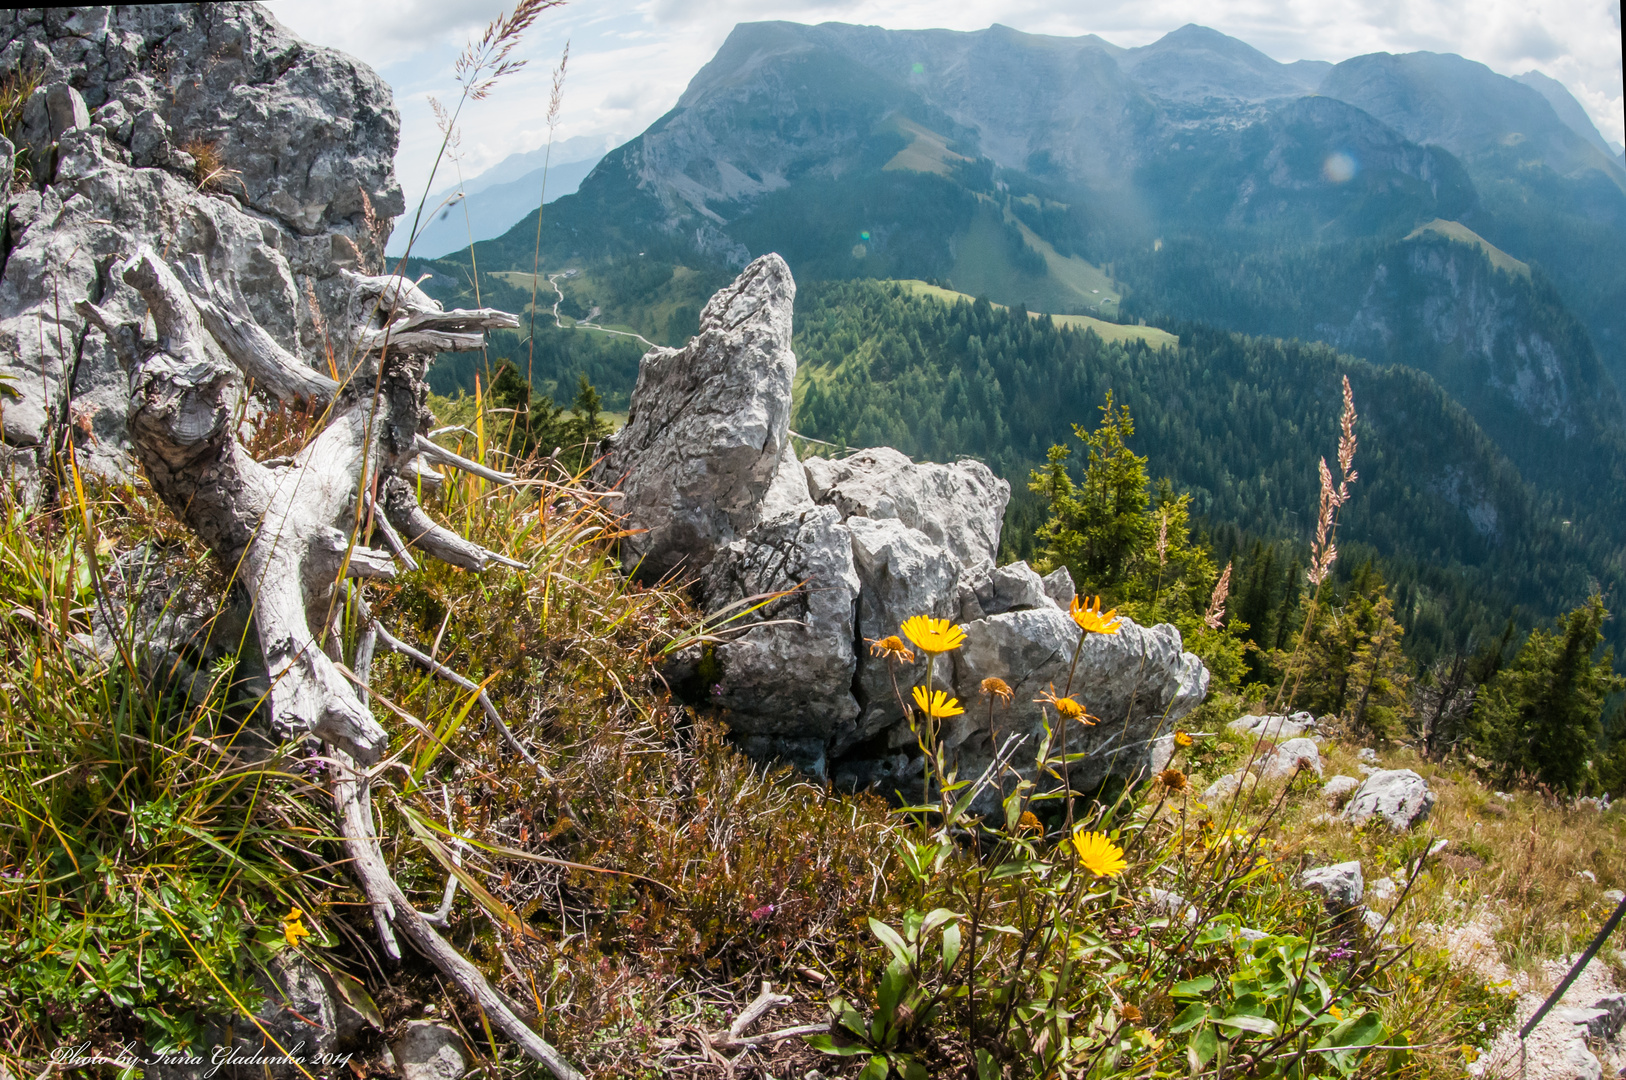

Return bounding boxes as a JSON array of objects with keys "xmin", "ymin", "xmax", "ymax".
[{"xmin": 263, "ymin": 0, "xmax": 1626, "ymax": 209}]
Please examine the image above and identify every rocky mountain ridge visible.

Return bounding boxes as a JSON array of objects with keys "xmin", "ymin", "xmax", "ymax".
[{"xmin": 0, "ymin": 4, "xmax": 401, "ymax": 477}]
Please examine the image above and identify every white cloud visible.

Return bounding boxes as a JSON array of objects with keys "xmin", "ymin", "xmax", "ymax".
[{"xmin": 263, "ymin": 0, "xmax": 1625, "ymax": 198}]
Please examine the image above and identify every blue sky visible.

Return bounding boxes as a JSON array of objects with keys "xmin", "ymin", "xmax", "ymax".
[{"xmin": 263, "ymin": 0, "xmax": 1625, "ymax": 209}]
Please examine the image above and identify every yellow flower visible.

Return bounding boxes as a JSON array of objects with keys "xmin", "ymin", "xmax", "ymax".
[
  {"xmin": 1174, "ymin": 731, "xmax": 1194, "ymax": 747},
  {"xmin": 866, "ymin": 635, "xmax": 915, "ymax": 664},
  {"xmin": 1328, "ymin": 1004, "xmax": 1344, "ymax": 1020},
  {"xmin": 1071, "ymin": 829, "xmax": 1128, "ymax": 877},
  {"xmin": 1070, "ymin": 595, "xmax": 1122, "ymax": 635},
  {"xmin": 900, "ymin": 615, "xmax": 966, "ymax": 655},
  {"xmin": 1035, "ymin": 686, "xmax": 1096, "ymax": 725},
  {"xmin": 283, "ymin": 907, "xmax": 311, "ymax": 948},
  {"xmin": 911, "ymin": 686, "xmax": 965, "ymax": 719},
  {"xmin": 981, "ymin": 676, "xmax": 1013, "ymax": 703}
]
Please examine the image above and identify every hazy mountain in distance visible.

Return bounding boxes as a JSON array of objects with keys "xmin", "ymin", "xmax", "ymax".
[
  {"xmin": 1118, "ymin": 23, "xmax": 1328, "ymax": 108},
  {"xmin": 390, "ymin": 134, "xmax": 612, "ymax": 258},
  {"xmin": 1319, "ymin": 53, "xmax": 1625, "ymax": 182},
  {"xmin": 1514, "ymin": 70, "xmax": 1619, "ymax": 162}
]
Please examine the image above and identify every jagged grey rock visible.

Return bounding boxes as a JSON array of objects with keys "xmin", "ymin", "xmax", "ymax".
[
  {"xmin": 596, "ymin": 255, "xmax": 798, "ymax": 583},
  {"xmin": 1150, "ymin": 733, "xmax": 1176, "ymax": 774},
  {"xmin": 1041, "ymin": 565, "xmax": 1076, "ymax": 608},
  {"xmin": 0, "ymin": 5, "xmax": 402, "ymax": 476},
  {"xmin": 1255, "ymin": 736, "xmax": 1322, "ymax": 781},
  {"xmin": 1229, "ymin": 711, "xmax": 1315, "ymax": 740},
  {"xmin": 1145, "ymin": 887, "xmax": 1197, "ymax": 923},
  {"xmin": 1300, "ymin": 861, "xmax": 1364, "ymax": 912},
  {"xmin": 982, "ymin": 560, "xmax": 1055, "ymax": 615},
  {"xmin": 698, "ymin": 504, "xmax": 861, "ymax": 740},
  {"xmin": 605, "ymin": 256, "xmax": 1208, "ymax": 800},
  {"xmin": 1323, "ymin": 774, "xmax": 1362, "ymax": 806},
  {"xmin": 845, "ymin": 515, "xmax": 960, "ymax": 743},
  {"xmin": 394, "ymin": 1021, "xmax": 471, "ymax": 1080},
  {"xmin": 948, "ymin": 606, "xmax": 1209, "ymax": 805},
  {"xmin": 803, "ymin": 447, "xmax": 1009, "ymax": 572},
  {"xmin": 1343, "ymin": 769, "xmax": 1436, "ymax": 830}
]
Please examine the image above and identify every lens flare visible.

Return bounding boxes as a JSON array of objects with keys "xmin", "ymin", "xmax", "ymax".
[{"xmin": 1323, "ymin": 152, "xmax": 1357, "ymax": 183}]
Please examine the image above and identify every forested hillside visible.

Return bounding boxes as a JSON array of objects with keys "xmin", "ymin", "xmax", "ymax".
[{"xmin": 789, "ymin": 280, "xmax": 1614, "ymax": 663}]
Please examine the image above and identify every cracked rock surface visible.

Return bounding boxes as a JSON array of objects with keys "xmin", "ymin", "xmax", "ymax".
[
  {"xmin": 0, "ymin": 4, "xmax": 401, "ymax": 477},
  {"xmin": 599, "ymin": 255, "xmax": 1210, "ymax": 796}
]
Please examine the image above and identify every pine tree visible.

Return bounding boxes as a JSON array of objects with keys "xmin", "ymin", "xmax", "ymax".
[{"xmin": 1471, "ymin": 597, "xmax": 1625, "ymax": 793}]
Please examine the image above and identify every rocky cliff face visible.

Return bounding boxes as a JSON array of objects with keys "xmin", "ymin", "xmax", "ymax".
[
  {"xmin": 0, "ymin": 4, "xmax": 401, "ymax": 476},
  {"xmin": 596, "ymin": 254, "xmax": 1209, "ymax": 802}
]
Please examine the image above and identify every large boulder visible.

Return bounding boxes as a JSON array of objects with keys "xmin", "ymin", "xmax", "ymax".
[
  {"xmin": 604, "ymin": 256, "xmax": 1210, "ymax": 799},
  {"xmin": 1256, "ymin": 737, "xmax": 1323, "ymax": 781},
  {"xmin": 697, "ymin": 504, "xmax": 861, "ymax": 742},
  {"xmin": 1229, "ymin": 711, "xmax": 1315, "ymax": 740},
  {"xmin": 595, "ymin": 254, "xmax": 799, "ymax": 583},
  {"xmin": 1343, "ymin": 769, "xmax": 1436, "ymax": 830},
  {"xmin": 804, "ymin": 447, "xmax": 1009, "ymax": 573},
  {"xmin": 0, "ymin": 5, "xmax": 402, "ymax": 478},
  {"xmin": 945, "ymin": 606, "xmax": 1209, "ymax": 805},
  {"xmin": 844, "ymin": 515, "xmax": 961, "ymax": 745}
]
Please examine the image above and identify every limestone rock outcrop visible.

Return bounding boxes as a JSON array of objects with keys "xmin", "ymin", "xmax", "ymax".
[
  {"xmin": 597, "ymin": 254, "xmax": 1210, "ymax": 800},
  {"xmin": 0, "ymin": 5, "xmax": 402, "ymax": 478}
]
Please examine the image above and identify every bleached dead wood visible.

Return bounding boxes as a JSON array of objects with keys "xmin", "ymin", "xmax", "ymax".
[{"xmin": 77, "ymin": 247, "xmax": 579, "ymax": 1080}]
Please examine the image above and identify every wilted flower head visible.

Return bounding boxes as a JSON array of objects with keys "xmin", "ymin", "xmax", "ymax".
[
  {"xmin": 981, "ymin": 676, "xmax": 1013, "ymax": 703},
  {"xmin": 867, "ymin": 635, "xmax": 915, "ymax": 664},
  {"xmin": 1204, "ymin": 561, "xmax": 1231, "ymax": 630},
  {"xmin": 1036, "ymin": 686, "xmax": 1095, "ymax": 724},
  {"xmin": 1018, "ymin": 811, "xmax": 1043, "ymax": 833},
  {"xmin": 900, "ymin": 615, "xmax": 966, "ymax": 655},
  {"xmin": 911, "ymin": 686, "xmax": 965, "ymax": 719},
  {"xmin": 1071, "ymin": 829, "xmax": 1128, "ymax": 877},
  {"xmin": 1158, "ymin": 768, "xmax": 1188, "ymax": 792},
  {"xmin": 1070, "ymin": 595, "xmax": 1121, "ymax": 635}
]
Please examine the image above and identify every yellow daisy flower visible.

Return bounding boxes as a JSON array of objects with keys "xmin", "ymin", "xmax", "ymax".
[
  {"xmin": 1071, "ymin": 829, "xmax": 1128, "ymax": 877},
  {"xmin": 1070, "ymin": 595, "xmax": 1122, "ymax": 635},
  {"xmin": 900, "ymin": 615, "xmax": 966, "ymax": 655},
  {"xmin": 911, "ymin": 686, "xmax": 964, "ymax": 719},
  {"xmin": 1174, "ymin": 731, "xmax": 1194, "ymax": 747}
]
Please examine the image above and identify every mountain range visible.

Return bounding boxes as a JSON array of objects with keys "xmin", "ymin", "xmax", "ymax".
[
  {"xmin": 388, "ymin": 133, "xmax": 610, "ymax": 259},
  {"xmin": 410, "ymin": 20, "xmax": 1626, "ymax": 655}
]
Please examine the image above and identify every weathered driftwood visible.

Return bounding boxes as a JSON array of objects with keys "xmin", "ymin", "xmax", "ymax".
[{"xmin": 76, "ymin": 249, "xmax": 583, "ymax": 1080}]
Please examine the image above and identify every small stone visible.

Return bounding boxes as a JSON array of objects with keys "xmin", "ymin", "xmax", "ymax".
[
  {"xmin": 1579, "ymin": 870, "xmax": 1598, "ymax": 883},
  {"xmin": 1323, "ymin": 775, "xmax": 1361, "ymax": 806},
  {"xmin": 1229, "ymin": 711, "xmax": 1314, "ymax": 740},
  {"xmin": 1362, "ymin": 908, "xmax": 1393, "ymax": 935},
  {"xmin": 393, "ymin": 1021, "xmax": 469, "ymax": 1080},
  {"xmin": 1236, "ymin": 926, "xmax": 1270, "ymax": 942},
  {"xmin": 1255, "ymin": 736, "xmax": 1322, "ymax": 781},
  {"xmin": 1145, "ymin": 887, "xmax": 1197, "ymax": 924},
  {"xmin": 1299, "ymin": 861, "xmax": 1364, "ymax": 912},
  {"xmin": 1367, "ymin": 876, "xmax": 1397, "ymax": 902},
  {"xmin": 1358, "ymin": 747, "xmax": 1379, "ymax": 764},
  {"xmin": 1604, "ymin": 889, "xmax": 1625, "ymax": 905}
]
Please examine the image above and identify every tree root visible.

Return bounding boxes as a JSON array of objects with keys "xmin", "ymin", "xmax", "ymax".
[{"xmin": 81, "ymin": 246, "xmax": 581, "ymax": 1079}]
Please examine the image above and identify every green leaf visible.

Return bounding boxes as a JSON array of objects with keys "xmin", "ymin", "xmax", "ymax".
[
  {"xmin": 1216, "ymin": 1013, "xmax": 1279, "ymax": 1037},
  {"xmin": 805, "ymin": 1034, "xmax": 872, "ymax": 1057},
  {"xmin": 1171, "ymin": 975, "xmax": 1216, "ymax": 997},
  {"xmin": 941, "ymin": 922, "xmax": 962, "ymax": 973},
  {"xmin": 870, "ymin": 918, "xmax": 912, "ymax": 967},
  {"xmin": 858, "ymin": 1054, "xmax": 891, "ymax": 1080},
  {"xmin": 1192, "ymin": 1024, "xmax": 1219, "ymax": 1066},
  {"xmin": 899, "ymin": 1056, "xmax": 928, "ymax": 1080},
  {"xmin": 1170, "ymin": 1003, "xmax": 1209, "ymax": 1034},
  {"xmin": 920, "ymin": 908, "xmax": 959, "ymax": 938},
  {"xmin": 878, "ymin": 959, "xmax": 908, "ymax": 1027}
]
